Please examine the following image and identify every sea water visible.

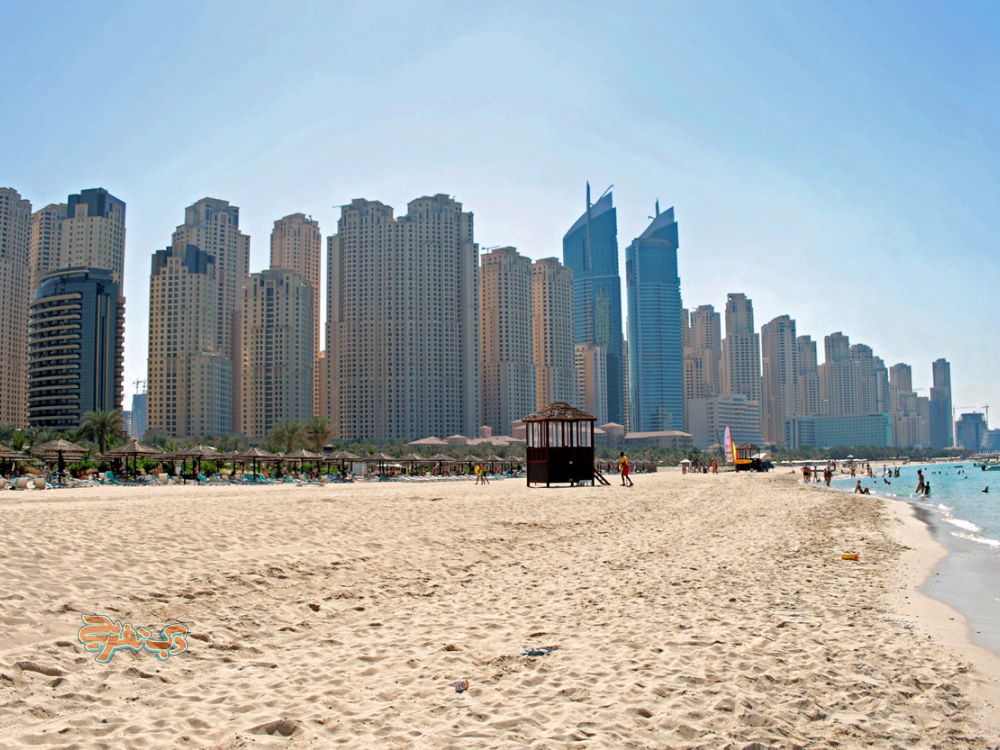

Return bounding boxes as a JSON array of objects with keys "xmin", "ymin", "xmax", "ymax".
[{"xmin": 833, "ymin": 462, "xmax": 1000, "ymax": 657}]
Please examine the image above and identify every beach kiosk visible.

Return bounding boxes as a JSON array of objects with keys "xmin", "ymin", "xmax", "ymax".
[
  {"xmin": 735, "ymin": 442, "xmax": 763, "ymax": 472},
  {"xmin": 523, "ymin": 402, "xmax": 596, "ymax": 487}
]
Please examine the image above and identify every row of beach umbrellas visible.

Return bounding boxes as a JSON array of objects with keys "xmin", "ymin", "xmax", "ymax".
[{"xmin": 0, "ymin": 438, "xmax": 524, "ymax": 475}]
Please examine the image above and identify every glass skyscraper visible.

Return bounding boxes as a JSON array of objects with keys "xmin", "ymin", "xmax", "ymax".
[
  {"xmin": 625, "ymin": 205, "xmax": 684, "ymax": 432},
  {"xmin": 563, "ymin": 184, "xmax": 625, "ymax": 425}
]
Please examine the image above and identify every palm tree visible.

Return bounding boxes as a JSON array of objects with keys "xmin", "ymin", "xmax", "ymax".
[
  {"xmin": 78, "ymin": 410, "xmax": 127, "ymax": 455},
  {"xmin": 304, "ymin": 415, "xmax": 333, "ymax": 453},
  {"xmin": 0, "ymin": 424, "xmax": 16, "ymax": 446},
  {"xmin": 268, "ymin": 419, "xmax": 304, "ymax": 454}
]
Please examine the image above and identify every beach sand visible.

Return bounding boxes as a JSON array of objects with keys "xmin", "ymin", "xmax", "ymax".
[{"xmin": 1, "ymin": 471, "xmax": 998, "ymax": 748}]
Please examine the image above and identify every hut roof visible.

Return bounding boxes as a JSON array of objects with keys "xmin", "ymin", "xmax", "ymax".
[
  {"xmin": 32, "ymin": 438, "xmax": 87, "ymax": 456},
  {"xmin": 239, "ymin": 446, "xmax": 274, "ymax": 458},
  {"xmin": 522, "ymin": 402, "xmax": 595, "ymax": 421},
  {"xmin": 407, "ymin": 436, "xmax": 448, "ymax": 446},
  {"xmin": 284, "ymin": 448, "xmax": 319, "ymax": 459},
  {"xmin": 103, "ymin": 438, "xmax": 163, "ymax": 457},
  {"xmin": 0, "ymin": 443, "xmax": 31, "ymax": 461},
  {"xmin": 174, "ymin": 444, "xmax": 223, "ymax": 459}
]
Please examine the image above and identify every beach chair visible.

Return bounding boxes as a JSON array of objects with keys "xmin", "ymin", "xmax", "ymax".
[{"xmin": 33, "ymin": 477, "xmax": 47, "ymax": 490}]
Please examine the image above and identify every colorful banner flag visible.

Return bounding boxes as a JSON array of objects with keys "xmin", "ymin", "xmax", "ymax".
[{"xmin": 724, "ymin": 425, "xmax": 733, "ymax": 464}]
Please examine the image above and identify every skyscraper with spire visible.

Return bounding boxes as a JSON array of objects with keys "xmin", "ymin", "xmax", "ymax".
[
  {"xmin": 563, "ymin": 183, "xmax": 625, "ymax": 424},
  {"xmin": 625, "ymin": 203, "xmax": 684, "ymax": 432}
]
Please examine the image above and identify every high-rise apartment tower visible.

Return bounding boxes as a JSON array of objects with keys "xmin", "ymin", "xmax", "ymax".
[
  {"xmin": 563, "ymin": 184, "xmax": 625, "ymax": 424},
  {"xmin": 761, "ymin": 315, "xmax": 799, "ymax": 445},
  {"xmin": 532, "ymin": 258, "xmax": 576, "ymax": 411},
  {"xmin": 327, "ymin": 195, "xmax": 480, "ymax": 441},
  {"xmin": 721, "ymin": 293, "xmax": 762, "ymax": 409},
  {"xmin": 239, "ymin": 269, "xmax": 315, "ymax": 440},
  {"xmin": 28, "ymin": 268, "xmax": 124, "ymax": 430},
  {"xmin": 480, "ymin": 247, "xmax": 536, "ymax": 434},
  {"xmin": 0, "ymin": 188, "xmax": 32, "ymax": 426},
  {"xmin": 147, "ymin": 244, "xmax": 232, "ymax": 439},
  {"xmin": 626, "ymin": 205, "xmax": 684, "ymax": 432}
]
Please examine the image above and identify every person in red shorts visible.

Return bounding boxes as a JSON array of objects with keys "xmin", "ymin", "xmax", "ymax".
[{"xmin": 619, "ymin": 452, "xmax": 633, "ymax": 487}]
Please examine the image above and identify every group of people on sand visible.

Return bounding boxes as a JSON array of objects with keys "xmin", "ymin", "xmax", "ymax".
[{"xmin": 681, "ymin": 458, "xmax": 718, "ymax": 475}]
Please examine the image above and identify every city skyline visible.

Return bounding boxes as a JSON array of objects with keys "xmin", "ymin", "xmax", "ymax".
[{"xmin": 3, "ymin": 3, "xmax": 998, "ymax": 424}]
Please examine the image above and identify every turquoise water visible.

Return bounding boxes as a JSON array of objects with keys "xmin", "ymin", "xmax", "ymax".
[{"xmin": 833, "ymin": 462, "xmax": 1000, "ymax": 656}]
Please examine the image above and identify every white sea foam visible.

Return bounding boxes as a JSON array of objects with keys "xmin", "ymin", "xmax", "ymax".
[
  {"xmin": 943, "ymin": 516, "xmax": 982, "ymax": 533},
  {"xmin": 950, "ymin": 531, "xmax": 1000, "ymax": 549}
]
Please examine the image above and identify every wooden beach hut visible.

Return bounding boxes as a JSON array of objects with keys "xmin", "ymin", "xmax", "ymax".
[{"xmin": 522, "ymin": 402, "xmax": 596, "ymax": 487}]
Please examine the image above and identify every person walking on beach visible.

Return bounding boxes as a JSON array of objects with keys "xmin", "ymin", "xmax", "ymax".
[
  {"xmin": 619, "ymin": 452, "xmax": 633, "ymax": 487},
  {"xmin": 916, "ymin": 469, "xmax": 925, "ymax": 495}
]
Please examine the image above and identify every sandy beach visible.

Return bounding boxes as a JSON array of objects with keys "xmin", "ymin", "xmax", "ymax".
[{"xmin": 1, "ymin": 471, "xmax": 998, "ymax": 749}]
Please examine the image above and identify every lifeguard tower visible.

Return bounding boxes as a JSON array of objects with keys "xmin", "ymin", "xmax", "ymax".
[{"xmin": 523, "ymin": 402, "xmax": 596, "ymax": 487}]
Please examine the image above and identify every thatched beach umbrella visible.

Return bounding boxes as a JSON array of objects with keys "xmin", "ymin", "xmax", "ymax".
[
  {"xmin": 284, "ymin": 447, "xmax": 319, "ymax": 472},
  {"xmin": 0, "ymin": 443, "xmax": 31, "ymax": 462},
  {"xmin": 238, "ymin": 446, "xmax": 273, "ymax": 475},
  {"xmin": 102, "ymin": 438, "xmax": 162, "ymax": 473},
  {"xmin": 177, "ymin": 445, "xmax": 223, "ymax": 475},
  {"xmin": 32, "ymin": 438, "xmax": 87, "ymax": 479}
]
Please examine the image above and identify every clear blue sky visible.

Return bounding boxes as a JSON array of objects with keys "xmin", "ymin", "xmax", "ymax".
[{"xmin": 3, "ymin": 0, "xmax": 998, "ymax": 423}]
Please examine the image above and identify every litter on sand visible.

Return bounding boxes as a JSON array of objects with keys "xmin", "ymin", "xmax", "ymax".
[{"xmin": 521, "ymin": 647, "xmax": 555, "ymax": 657}]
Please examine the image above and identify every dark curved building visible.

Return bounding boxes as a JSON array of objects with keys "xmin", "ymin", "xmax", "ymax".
[
  {"xmin": 563, "ymin": 184, "xmax": 625, "ymax": 425},
  {"xmin": 27, "ymin": 267, "xmax": 124, "ymax": 430}
]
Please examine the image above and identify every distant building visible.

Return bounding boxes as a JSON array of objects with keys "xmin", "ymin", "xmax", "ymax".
[
  {"xmin": 625, "ymin": 205, "xmax": 684, "ymax": 432},
  {"xmin": 761, "ymin": 315, "xmax": 798, "ymax": 445},
  {"xmin": 28, "ymin": 268, "xmax": 124, "ymax": 430},
  {"xmin": 687, "ymin": 394, "xmax": 764, "ymax": 450},
  {"xmin": 28, "ymin": 202, "xmax": 67, "ymax": 293},
  {"xmin": 983, "ymin": 429, "xmax": 1000, "ymax": 452},
  {"xmin": 130, "ymin": 391, "xmax": 147, "ymax": 439},
  {"xmin": 929, "ymin": 358, "xmax": 953, "ymax": 448},
  {"xmin": 785, "ymin": 414, "xmax": 893, "ymax": 450},
  {"xmin": 821, "ymin": 333, "xmax": 880, "ymax": 417},
  {"xmin": 684, "ymin": 304, "xmax": 723, "ymax": 430},
  {"xmin": 61, "ymin": 188, "xmax": 126, "ymax": 283},
  {"xmin": 955, "ymin": 412, "xmax": 987, "ymax": 451},
  {"xmin": 480, "ymin": 247, "xmax": 536, "ymax": 433},
  {"xmin": 172, "ymin": 198, "xmax": 250, "ymax": 431},
  {"xmin": 888, "ymin": 363, "xmax": 913, "ymax": 415},
  {"xmin": 575, "ymin": 343, "xmax": 608, "ymax": 427},
  {"xmin": 532, "ymin": 257, "xmax": 576, "ymax": 410},
  {"xmin": 271, "ymin": 213, "xmax": 322, "ymax": 412},
  {"xmin": 0, "ymin": 188, "xmax": 32, "ymax": 427},
  {"xmin": 721, "ymin": 294, "xmax": 762, "ymax": 414},
  {"xmin": 147, "ymin": 244, "xmax": 231, "ymax": 439},
  {"xmin": 624, "ymin": 430, "xmax": 693, "ymax": 451},
  {"xmin": 239, "ymin": 269, "xmax": 314, "ymax": 440},
  {"xmin": 563, "ymin": 184, "xmax": 625, "ymax": 425},
  {"xmin": 796, "ymin": 335, "xmax": 823, "ymax": 416},
  {"xmin": 326, "ymin": 195, "xmax": 480, "ymax": 441}
]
